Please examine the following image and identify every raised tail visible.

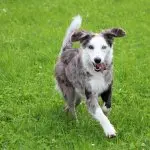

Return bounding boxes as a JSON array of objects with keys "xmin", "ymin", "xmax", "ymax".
[{"xmin": 60, "ymin": 15, "xmax": 82, "ymax": 53}]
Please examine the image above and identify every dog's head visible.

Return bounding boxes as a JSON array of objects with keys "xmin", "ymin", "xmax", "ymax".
[{"xmin": 71, "ymin": 28, "xmax": 126, "ymax": 72}]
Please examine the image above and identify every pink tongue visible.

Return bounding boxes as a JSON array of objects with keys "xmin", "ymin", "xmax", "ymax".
[
  {"xmin": 96, "ymin": 64, "xmax": 106, "ymax": 70},
  {"xmin": 96, "ymin": 64, "xmax": 102, "ymax": 69}
]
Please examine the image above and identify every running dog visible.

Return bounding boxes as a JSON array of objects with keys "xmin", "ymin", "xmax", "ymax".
[{"xmin": 55, "ymin": 15, "xmax": 126, "ymax": 138}]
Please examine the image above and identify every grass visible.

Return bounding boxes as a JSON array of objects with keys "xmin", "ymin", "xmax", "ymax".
[{"xmin": 0, "ymin": 0, "xmax": 150, "ymax": 149}]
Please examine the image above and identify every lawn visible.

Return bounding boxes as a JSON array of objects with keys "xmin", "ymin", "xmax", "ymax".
[{"xmin": 0, "ymin": 0, "xmax": 150, "ymax": 149}]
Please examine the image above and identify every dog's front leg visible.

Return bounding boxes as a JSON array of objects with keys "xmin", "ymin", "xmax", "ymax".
[
  {"xmin": 85, "ymin": 89, "xmax": 116, "ymax": 138},
  {"xmin": 101, "ymin": 84, "xmax": 112, "ymax": 115}
]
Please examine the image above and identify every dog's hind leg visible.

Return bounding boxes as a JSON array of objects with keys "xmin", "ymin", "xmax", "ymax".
[
  {"xmin": 85, "ymin": 89, "xmax": 116, "ymax": 138},
  {"xmin": 75, "ymin": 92, "xmax": 81, "ymax": 108},
  {"xmin": 64, "ymin": 88, "xmax": 77, "ymax": 119},
  {"xmin": 58, "ymin": 82, "xmax": 77, "ymax": 119}
]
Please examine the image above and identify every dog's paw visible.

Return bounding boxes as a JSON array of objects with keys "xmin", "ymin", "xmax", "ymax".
[{"xmin": 104, "ymin": 124, "xmax": 116, "ymax": 138}]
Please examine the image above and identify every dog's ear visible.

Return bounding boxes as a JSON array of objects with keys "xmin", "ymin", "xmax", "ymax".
[
  {"xmin": 71, "ymin": 30, "xmax": 92, "ymax": 43},
  {"xmin": 102, "ymin": 28, "xmax": 126, "ymax": 46},
  {"xmin": 102, "ymin": 28, "xmax": 126, "ymax": 38}
]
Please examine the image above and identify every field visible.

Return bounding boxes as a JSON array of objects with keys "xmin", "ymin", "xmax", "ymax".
[{"xmin": 0, "ymin": 0, "xmax": 150, "ymax": 149}]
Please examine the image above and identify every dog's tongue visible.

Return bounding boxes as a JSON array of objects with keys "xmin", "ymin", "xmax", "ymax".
[{"xmin": 96, "ymin": 64, "xmax": 106, "ymax": 70}]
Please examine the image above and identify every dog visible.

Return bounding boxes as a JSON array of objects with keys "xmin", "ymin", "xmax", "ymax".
[{"xmin": 55, "ymin": 15, "xmax": 126, "ymax": 138}]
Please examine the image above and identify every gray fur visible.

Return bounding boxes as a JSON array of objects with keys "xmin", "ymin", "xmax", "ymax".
[{"xmin": 55, "ymin": 41, "xmax": 113, "ymax": 114}]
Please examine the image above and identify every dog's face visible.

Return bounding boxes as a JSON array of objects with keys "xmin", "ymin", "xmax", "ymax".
[
  {"xmin": 71, "ymin": 28, "xmax": 126, "ymax": 72},
  {"xmin": 82, "ymin": 35, "xmax": 112, "ymax": 72}
]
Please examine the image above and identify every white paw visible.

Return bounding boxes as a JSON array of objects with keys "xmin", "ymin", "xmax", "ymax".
[{"xmin": 104, "ymin": 124, "xmax": 116, "ymax": 138}]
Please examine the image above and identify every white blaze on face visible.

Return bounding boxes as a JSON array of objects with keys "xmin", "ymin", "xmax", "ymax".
[{"xmin": 82, "ymin": 35, "xmax": 113, "ymax": 69}]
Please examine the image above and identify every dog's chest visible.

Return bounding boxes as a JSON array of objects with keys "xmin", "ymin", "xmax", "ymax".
[{"xmin": 89, "ymin": 74, "xmax": 108, "ymax": 94}]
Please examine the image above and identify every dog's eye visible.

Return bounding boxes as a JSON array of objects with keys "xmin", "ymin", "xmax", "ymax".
[
  {"xmin": 102, "ymin": 45, "xmax": 107, "ymax": 49},
  {"xmin": 88, "ymin": 45, "xmax": 94, "ymax": 50}
]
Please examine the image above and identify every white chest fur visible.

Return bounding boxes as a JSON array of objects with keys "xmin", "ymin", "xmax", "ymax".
[{"xmin": 89, "ymin": 73, "xmax": 108, "ymax": 94}]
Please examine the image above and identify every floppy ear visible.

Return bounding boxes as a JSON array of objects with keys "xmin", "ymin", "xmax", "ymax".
[
  {"xmin": 102, "ymin": 28, "xmax": 126, "ymax": 46},
  {"xmin": 71, "ymin": 30, "xmax": 92, "ymax": 43}
]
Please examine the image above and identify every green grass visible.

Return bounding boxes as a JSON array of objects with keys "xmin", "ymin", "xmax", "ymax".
[{"xmin": 0, "ymin": 0, "xmax": 150, "ymax": 149}]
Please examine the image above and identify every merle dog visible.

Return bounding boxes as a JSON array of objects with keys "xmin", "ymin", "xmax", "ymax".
[{"xmin": 55, "ymin": 15, "xmax": 126, "ymax": 138}]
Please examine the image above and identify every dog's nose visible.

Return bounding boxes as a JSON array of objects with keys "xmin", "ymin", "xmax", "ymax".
[{"xmin": 94, "ymin": 57, "xmax": 101, "ymax": 64}]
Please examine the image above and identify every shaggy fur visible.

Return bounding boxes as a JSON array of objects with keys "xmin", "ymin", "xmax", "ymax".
[{"xmin": 55, "ymin": 15, "xmax": 125, "ymax": 138}]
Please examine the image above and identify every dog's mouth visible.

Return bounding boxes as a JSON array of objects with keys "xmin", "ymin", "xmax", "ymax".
[{"xmin": 93, "ymin": 63, "xmax": 106, "ymax": 72}]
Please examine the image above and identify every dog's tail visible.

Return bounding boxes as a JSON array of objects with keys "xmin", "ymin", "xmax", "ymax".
[{"xmin": 60, "ymin": 15, "xmax": 82, "ymax": 53}]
